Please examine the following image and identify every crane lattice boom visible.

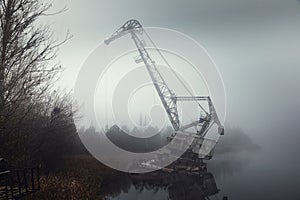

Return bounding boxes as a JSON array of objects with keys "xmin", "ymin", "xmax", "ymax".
[{"xmin": 104, "ymin": 19, "xmax": 224, "ymax": 156}]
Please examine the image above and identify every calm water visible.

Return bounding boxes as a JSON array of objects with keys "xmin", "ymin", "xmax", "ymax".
[{"xmin": 100, "ymin": 145, "xmax": 300, "ymax": 200}]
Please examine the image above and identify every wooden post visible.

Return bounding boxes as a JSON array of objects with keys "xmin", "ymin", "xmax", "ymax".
[
  {"xmin": 9, "ymin": 171, "xmax": 14, "ymax": 200},
  {"xmin": 37, "ymin": 167, "xmax": 40, "ymax": 190},
  {"xmin": 31, "ymin": 168, "xmax": 34, "ymax": 191},
  {"xmin": 16, "ymin": 170, "xmax": 21, "ymax": 196},
  {"xmin": 23, "ymin": 169, "xmax": 28, "ymax": 194}
]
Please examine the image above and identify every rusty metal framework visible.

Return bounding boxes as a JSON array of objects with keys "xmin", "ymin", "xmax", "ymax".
[{"xmin": 104, "ymin": 19, "xmax": 224, "ymax": 148}]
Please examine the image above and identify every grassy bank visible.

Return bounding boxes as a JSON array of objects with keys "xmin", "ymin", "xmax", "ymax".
[{"xmin": 28, "ymin": 155, "xmax": 117, "ymax": 200}]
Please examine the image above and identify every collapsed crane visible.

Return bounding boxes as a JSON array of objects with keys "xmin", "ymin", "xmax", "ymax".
[{"xmin": 105, "ymin": 19, "xmax": 224, "ymax": 159}]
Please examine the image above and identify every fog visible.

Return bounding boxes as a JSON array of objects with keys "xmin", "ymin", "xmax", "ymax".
[
  {"xmin": 50, "ymin": 0, "xmax": 299, "ymax": 155},
  {"xmin": 45, "ymin": 0, "xmax": 300, "ymax": 199}
]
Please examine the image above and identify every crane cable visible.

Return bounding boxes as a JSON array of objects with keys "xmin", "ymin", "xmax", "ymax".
[{"xmin": 143, "ymin": 29, "xmax": 208, "ymax": 115}]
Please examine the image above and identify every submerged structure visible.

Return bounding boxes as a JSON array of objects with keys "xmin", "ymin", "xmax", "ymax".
[{"xmin": 105, "ymin": 19, "xmax": 224, "ymax": 163}]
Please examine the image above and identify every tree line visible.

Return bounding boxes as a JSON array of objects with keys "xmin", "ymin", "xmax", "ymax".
[{"xmin": 0, "ymin": 0, "xmax": 79, "ymax": 170}]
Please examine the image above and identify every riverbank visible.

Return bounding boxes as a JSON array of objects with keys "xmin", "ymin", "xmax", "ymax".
[{"xmin": 28, "ymin": 155, "xmax": 118, "ymax": 200}]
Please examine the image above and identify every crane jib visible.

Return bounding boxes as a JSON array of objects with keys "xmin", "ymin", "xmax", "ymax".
[{"xmin": 104, "ymin": 19, "xmax": 224, "ymax": 140}]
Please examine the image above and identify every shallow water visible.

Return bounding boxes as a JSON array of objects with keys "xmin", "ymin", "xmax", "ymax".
[{"xmin": 99, "ymin": 144, "xmax": 300, "ymax": 200}]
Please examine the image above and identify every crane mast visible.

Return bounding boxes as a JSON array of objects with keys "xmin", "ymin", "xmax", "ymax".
[
  {"xmin": 130, "ymin": 31, "xmax": 180, "ymax": 131},
  {"xmin": 104, "ymin": 20, "xmax": 224, "ymax": 155},
  {"xmin": 105, "ymin": 19, "xmax": 180, "ymax": 131}
]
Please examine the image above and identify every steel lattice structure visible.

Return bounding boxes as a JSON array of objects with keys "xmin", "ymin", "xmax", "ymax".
[{"xmin": 105, "ymin": 19, "xmax": 224, "ymax": 155}]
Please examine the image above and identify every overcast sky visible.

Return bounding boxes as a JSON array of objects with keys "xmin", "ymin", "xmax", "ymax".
[{"xmin": 44, "ymin": 0, "xmax": 300, "ymax": 148}]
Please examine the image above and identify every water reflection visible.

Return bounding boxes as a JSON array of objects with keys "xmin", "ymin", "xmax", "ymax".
[
  {"xmin": 98, "ymin": 125, "xmax": 260, "ymax": 199},
  {"xmin": 209, "ymin": 150, "xmax": 257, "ymax": 181},
  {"xmin": 100, "ymin": 163, "xmax": 228, "ymax": 200}
]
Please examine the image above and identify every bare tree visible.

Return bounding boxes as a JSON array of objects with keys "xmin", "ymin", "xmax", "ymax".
[
  {"xmin": 27, "ymin": 90, "xmax": 77, "ymax": 168},
  {"xmin": 0, "ymin": 0, "xmax": 70, "ymax": 146}
]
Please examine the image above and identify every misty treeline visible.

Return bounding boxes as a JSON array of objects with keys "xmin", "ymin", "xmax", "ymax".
[
  {"xmin": 80, "ymin": 123, "xmax": 259, "ymax": 155},
  {"xmin": 79, "ymin": 124, "xmax": 174, "ymax": 153},
  {"xmin": 0, "ymin": 0, "xmax": 83, "ymax": 169}
]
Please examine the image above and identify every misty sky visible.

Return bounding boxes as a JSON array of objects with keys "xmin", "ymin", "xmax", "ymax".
[{"xmin": 44, "ymin": 0, "xmax": 300, "ymax": 149}]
